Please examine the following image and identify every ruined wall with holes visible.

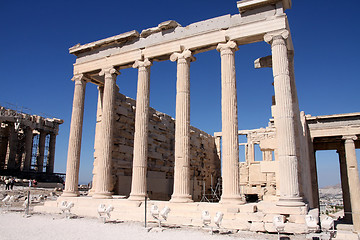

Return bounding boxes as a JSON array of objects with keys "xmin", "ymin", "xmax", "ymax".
[
  {"xmin": 238, "ymin": 126, "xmax": 278, "ymax": 202},
  {"xmin": 93, "ymin": 92, "xmax": 221, "ymax": 201}
]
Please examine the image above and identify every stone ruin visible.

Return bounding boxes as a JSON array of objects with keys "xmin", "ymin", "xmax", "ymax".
[
  {"xmin": 0, "ymin": 105, "xmax": 63, "ymax": 180},
  {"xmin": 36, "ymin": 0, "xmax": 360, "ymax": 235}
]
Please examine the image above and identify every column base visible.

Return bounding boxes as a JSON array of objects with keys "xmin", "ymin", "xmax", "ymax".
[
  {"xmin": 276, "ymin": 196, "xmax": 305, "ymax": 207},
  {"xmin": 128, "ymin": 193, "xmax": 147, "ymax": 201},
  {"xmin": 87, "ymin": 189, "xmax": 95, "ymax": 197},
  {"xmin": 92, "ymin": 192, "xmax": 112, "ymax": 199},
  {"xmin": 220, "ymin": 195, "xmax": 245, "ymax": 205},
  {"xmin": 61, "ymin": 191, "xmax": 80, "ymax": 197},
  {"xmin": 170, "ymin": 194, "xmax": 193, "ymax": 203}
]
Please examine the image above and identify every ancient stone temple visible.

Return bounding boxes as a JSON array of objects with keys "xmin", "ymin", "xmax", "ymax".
[
  {"xmin": 37, "ymin": 0, "xmax": 360, "ymax": 234},
  {"xmin": 0, "ymin": 105, "xmax": 63, "ymax": 179}
]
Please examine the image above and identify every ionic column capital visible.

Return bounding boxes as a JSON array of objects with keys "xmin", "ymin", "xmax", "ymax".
[
  {"xmin": 71, "ymin": 74, "xmax": 89, "ymax": 84},
  {"xmin": 216, "ymin": 41, "xmax": 238, "ymax": 54},
  {"xmin": 343, "ymin": 135, "xmax": 358, "ymax": 142},
  {"xmin": 133, "ymin": 58, "xmax": 152, "ymax": 69},
  {"xmin": 99, "ymin": 67, "xmax": 120, "ymax": 77},
  {"xmin": 264, "ymin": 30, "xmax": 289, "ymax": 44},
  {"xmin": 170, "ymin": 49, "xmax": 196, "ymax": 62}
]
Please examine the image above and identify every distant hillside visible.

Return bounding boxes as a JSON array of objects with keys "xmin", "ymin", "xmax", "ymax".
[{"xmin": 319, "ymin": 184, "xmax": 342, "ymax": 199}]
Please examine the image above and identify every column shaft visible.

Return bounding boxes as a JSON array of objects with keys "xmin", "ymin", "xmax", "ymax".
[
  {"xmin": 36, "ymin": 130, "xmax": 46, "ymax": 172},
  {"xmin": 263, "ymin": 149, "xmax": 273, "ymax": 161},
  {"xmin": 0, "ymin": 125, "xmax": 9, "ymax": 169},
  {"xmin": 93, "ymin": 67, "xmax": 118, "ymax": 199},
  {"xmin": 129, "ymin": 59, "xmax": 152, "ymax": 201},
  {"xmin": 215, "ymin": 136, "xmax": 221, "ymax": 161},
  {"xmin": 89, "ymin": 86, "xmax": 104, "ymax": 196},
  {"xmin": 46, "ymin": 133, "xmax": 56, "ymax": 174},
  {"xmin": 343, "ymin": 136, "xmax": 360, "ymax": 232},
  {"xmin": 247, "ymin": 143, "xmax": 255, "ymax": 163},
  {"xmin": 337, "ymin": 147, "xmax": 352, "ymax": 223},
  {"xmin": 62, "ymin": 75, "xmax": 87, "ymax": 197},
  {"xmin": 170, "ymin": 50, "xmax": 194, "ymax": 203},
  {"xmin": 217, "ymin": 41, "xmax": 243, "ymax": 204},
  {"xmin": 22, "ymin": 127, "xmax": 33, "ymax": 171},
  {"xmin": 6, "ymin": 123, "xmax": 17, "ymax": 169},
  {"xmin": 265, "ymin": 31, "xmax": 304, "ymax": 206}
]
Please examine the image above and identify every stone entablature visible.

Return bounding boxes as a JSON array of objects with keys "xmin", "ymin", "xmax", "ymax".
[
  {"xmin": 93, "ymin": 92, "xmax": 221, "ymax": 201},
  {"xmin": 0, "ymin": 106, "xmax": 63, "ymax": 134},
  {"xmin": 68, "ymin": 1, "xmax": 292, "ymax": 77},
  {"xmin": 306, "ymin": 112, "xmax": 360, "ymax": 139}
]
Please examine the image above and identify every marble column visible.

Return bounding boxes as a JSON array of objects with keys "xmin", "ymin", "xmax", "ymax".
[
  {"xmin": 215, "ymin": 136, "xmax": 221, "ymax": 160},
  {"xmin": 217, "ymin": 41, "xmax": 243, "ymax": 204},
  {"xmin": 6, "ymin": 123, "xmax": 17, "ymax": 169},
  {"xmin": 0, "ymin": 125, "xmax": 9, "ymax": 169},
  {"xmin": 290, "ymin": 52, "xmax": 314, "ymax": 207},
  {"xmin": 247, "ymin": 142, "xmax": 255, "ymax": 163},
  {"xmin": 337, "ymin": 147, "xmax": 352, "ymax": 223},
  {"xmin": 89, "ymin": 85, "xmax": 104, "ymax": 196},
  {"xmin": 170, "ymin": 49, "xmax": 195, "ymax": 203},
  {"xmin": 22, "ymin": 127, "xmax": 33, "ymax": 171},
  {"xmin": 93, "ymin": 67, "xmax": 118, "ymax": 199},
  {"xmin": 262, "ymin": 149, "xmax": 273, "ymax": 161},
  {"xmin": 343, "ymin": 135, "xmax": 360, "ymax": 232},
  {"xmin": 129, "ymin": 59, "xmax": 152, "ymax": 201},
  {"xmin": 46, "ymin": 133, "xmax": 56, "ymax": 174},
  {"xmin": 36, "ymin": 130, "xmax": 46, "ymax": 172},
  {"xmin": 63, "ymin": 74, "xmax": 87, "ymax": 197},
  {"xmin": 264, "ymin": 30, "xmax": 304, "ymax": 206}
]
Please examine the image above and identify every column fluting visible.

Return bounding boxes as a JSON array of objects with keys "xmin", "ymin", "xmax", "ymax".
[
  {"xmin": 93, "ymin": 67, "xmax": 118, "ymax": 199},
  {"xmin": 343, "ymin": 135, "xmax": 360, "ymax": 232},
  {"xmin": 217, "ymin": 41, "xmax": 243, "ymax": 204},
  {"xmin": 89, "ymin": 86, "xmax": 104, "ymax": 196},
  {"xmin": 129, "ymin": 59, "xmax": 152, "ymax": 201},
  {"xmin": 265, "ymin": 30, "xmax": 304, "ymax": 206},
  {"xmin": 62, "ymin": 74, "xmax": 87, "ymax": 197},
  {"xmin": 170, "ymin": 49, "xmax": 195, "ymax": 203}
]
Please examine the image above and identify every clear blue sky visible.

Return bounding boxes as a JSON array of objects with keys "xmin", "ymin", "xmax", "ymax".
[{"xmin": 0, "ymin": 0, "xmax": 359, "ymax": 187}]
